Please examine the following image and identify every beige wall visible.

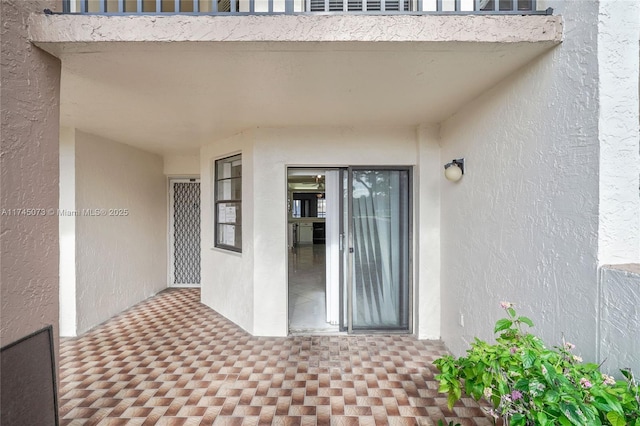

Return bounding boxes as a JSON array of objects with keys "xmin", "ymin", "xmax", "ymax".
[
  {"xmin": 201, "ymin": 132, "xmax": 255, "ymax": 334},
  {"xmin": 0, "ymin": 1, "xmax": 61, "ymax": 348},
  {"xmin": 199, "ymin": 126, "xmax": 436, "ymax": 337},
  {"xmin": 74, "ymin": 131, "xmax": 167, "ymax": 334},
  {"xmin": 438, "ymin": 0, "xmax": 640, "ymax": 369},
  {"xmin": 59, "ymin": 127, "xmax": 77, "ymax": 336},
  {"xmin": 164, "ymin": 154, "xmax": 200, "ymax": 176}
]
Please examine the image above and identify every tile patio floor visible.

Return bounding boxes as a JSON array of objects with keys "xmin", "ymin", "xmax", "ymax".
[{"xmin": 59, "ymin": 288, "xmax": 495, "ymax": 425}]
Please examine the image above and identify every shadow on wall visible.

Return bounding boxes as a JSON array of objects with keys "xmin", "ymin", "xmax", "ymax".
[{"xmin": 599, "ymin": 264, "xmax": 640, "ymax": 377}]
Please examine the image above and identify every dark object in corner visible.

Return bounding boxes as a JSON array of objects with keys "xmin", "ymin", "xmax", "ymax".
[{"xmin": 1, "ymin": 325, "xmax": 59, "ymax": 426}]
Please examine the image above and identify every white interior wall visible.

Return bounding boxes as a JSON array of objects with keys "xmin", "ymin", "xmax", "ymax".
[
  {"xmin": 439, "ymin": 0, "xmax": 609, "ymax": 362},
  {"xmin": 74, "ymin": 130, "xmax": 167, "ymax": 334},
  {"xmin": 200, "ymin": 127, "xmax": 433, "ymax": 336},
  {"xmin": 59, "ymin": 127, "xmax": 77, "ymax": 337}
]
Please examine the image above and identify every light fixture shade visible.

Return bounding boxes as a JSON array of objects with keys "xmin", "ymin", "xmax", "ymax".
[
  {"xmin": 444, "ymin": 158, "xmax": 464, "ymax": 182},
  {"xmin": 444, "ymin": 164, "xmax": 462, "ymax": 182}
]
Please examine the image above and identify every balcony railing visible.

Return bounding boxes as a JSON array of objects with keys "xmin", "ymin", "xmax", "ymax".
[{"xmin": 62, "ymin": 0, "xmax": 552, "ymax": 15}]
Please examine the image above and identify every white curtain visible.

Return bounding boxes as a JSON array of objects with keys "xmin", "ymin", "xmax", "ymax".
[{"xmin": 351, "ymin": 170, "xmax": 405, "ymax": 328}]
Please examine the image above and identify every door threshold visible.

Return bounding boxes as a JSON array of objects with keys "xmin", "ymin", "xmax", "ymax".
[{"xmin": 288, "ymin": 327, "xmax": 344, "ymax": 336}]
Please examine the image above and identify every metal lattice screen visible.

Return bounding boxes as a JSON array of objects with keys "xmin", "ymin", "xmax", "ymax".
[{"xmin": 173, "ymin": 182, "xmax": 201, "ymax": 284}]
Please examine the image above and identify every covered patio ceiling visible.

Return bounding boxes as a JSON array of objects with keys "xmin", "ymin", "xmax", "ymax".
[{"xmin": 32, "ymin": 15, "xmax": 562, "ymax": 156}]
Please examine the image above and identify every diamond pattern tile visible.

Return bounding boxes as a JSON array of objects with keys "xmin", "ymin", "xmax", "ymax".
[{"xmin": 59, "ymin": 288, "xmax": 495, "ymax": 425}]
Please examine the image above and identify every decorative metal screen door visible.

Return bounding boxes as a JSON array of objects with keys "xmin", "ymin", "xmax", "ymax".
[{"xmin": 170, "ymin": 179, "xmax": 201, "ymax": 286}]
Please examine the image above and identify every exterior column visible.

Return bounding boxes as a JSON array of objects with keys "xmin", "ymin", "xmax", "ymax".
[
  {"xmin": 0, "ymin": 1, "xmax": 62, "ymax": 351},
  {"xmin": 417, "ymin": 124, "xmax": 441, "ymax": 339},
  {"xmin": 597, "ymin": 0, "xmax": 640, "ymax": 264}
]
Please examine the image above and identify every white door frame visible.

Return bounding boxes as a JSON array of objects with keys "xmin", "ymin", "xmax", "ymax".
[
  {"xmin": 168, "ymin": 177, "xmax": 201, "ymax": 288},
  {"xmin": 286, "ymin": 167, "xmax": 412, "ymax": 334},
  {"xmin": 345, "ymin": 166, "xmax": 412, "ymax": 333},
  {"xmin": 325, "ymin": 170, "xmax": 341, "ymax": 325}
]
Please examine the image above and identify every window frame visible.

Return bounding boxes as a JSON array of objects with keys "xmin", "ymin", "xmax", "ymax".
[
  {"xmin": 214, "ymin": 154, "xmax": 242, "ymax": 252},
  {"xmin": 317, "ymin": 197, "xmax": 326, "ymax": 218}
]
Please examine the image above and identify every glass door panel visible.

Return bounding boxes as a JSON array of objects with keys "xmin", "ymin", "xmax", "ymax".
[{"xmin": 349, "ymin": 169, "xmax": 410, "ymax": 331}]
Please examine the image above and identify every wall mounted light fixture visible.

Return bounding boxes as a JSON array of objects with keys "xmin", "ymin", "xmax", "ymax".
[{"xmin": 444, "ymin": 158, "xmax": 464, "ymax": 182}]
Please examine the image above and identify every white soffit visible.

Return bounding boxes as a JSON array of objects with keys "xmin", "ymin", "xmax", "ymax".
[{"xmin": 31, "ymin": 14, "xmax": 562, "ymax": 155}]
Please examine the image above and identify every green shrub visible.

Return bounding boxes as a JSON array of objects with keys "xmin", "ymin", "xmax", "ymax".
[
  {"xmin": 437, "ymin": 421, "xmax": 461, "ymax": 426},
  {"xmin": 433, "ymin": 302, "xmax": 640, "ymax": 426}
]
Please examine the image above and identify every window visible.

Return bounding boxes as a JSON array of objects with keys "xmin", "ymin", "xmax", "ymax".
[
  {"xmin": 215, "ymin": 154, "xmax": 242, "ymax": 252},
  {"xmin": 290, "ymin": 192, "xmax": 325, "ymax": 218},
  {"xmin": 292, "ymin": 200, "xmax": 302, "ymax": 218},
  {"xmin": 317, "ymin": 198, "xmax": 326, "ymax": 218}
]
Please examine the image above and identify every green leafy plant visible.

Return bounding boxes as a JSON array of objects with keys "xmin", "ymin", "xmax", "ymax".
[
  {"xmin": 437, "ymin": 421, "xmax": 461, "ymax": 426},
  {"xmin": 434, "ymin": 302, "xmax": 640, "ymax": 426}
]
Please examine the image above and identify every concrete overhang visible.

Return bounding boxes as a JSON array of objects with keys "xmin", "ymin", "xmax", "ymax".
[{"xmin": 30, "ymin": 13, "xmax": 563, "ymax": 155}]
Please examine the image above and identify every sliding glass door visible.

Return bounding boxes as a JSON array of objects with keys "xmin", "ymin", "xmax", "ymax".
[{"xmin": 345, "ymin": 168, "xmax": 411, "ymax": 332}]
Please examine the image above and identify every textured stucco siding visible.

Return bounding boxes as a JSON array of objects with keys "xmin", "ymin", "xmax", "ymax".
[
  {"xmin": 416, "ymin": 124, "xmax": 442, "ymax": 340},
  {"xmin": 200, "ymin": 132, "xmax": 255, "ymax": 334},
  {"xmin": 200, "ymin": 127, "xmax": 423, "ymax": 336},
  {"xmin": 439, "ymin": 0, "xmax": 640, "ymax": 368},
  {"xmin": 59, "ymin": 127, "xmax": 77, "ymax": 336},
  {"xmin": 440, "ymin": 0, "xmax": 602, "ymax": 360},
  {"xmin": 251, "ymin": 127, "xmax": 420, "ymax": 336},
  {"xmin": 29, "ymin": 14, "xmax": 562, "ymax": 45},
  {"xmin": 0, "ymin": 0, "xmax": 61, "ymax": 348},
  {"xmin": 74, "ymin": 131, "xmax": 167, "ymax": 335},
  {"xmin": 164, "ymin": 154, "xmax": 200, "ymax": 176},
  {"xmin": 597, "ymin": 0, "xmax": 640, "ymax": 264},
  {"xmin": 599, "ymin": 264, "xmax": 640, "ymax": 377}
]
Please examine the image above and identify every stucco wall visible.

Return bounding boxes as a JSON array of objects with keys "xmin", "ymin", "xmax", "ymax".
[
  {"xmin": 439, "ymin": 41, "xmax": 603, "ymax": 355},
  {"xmin": 417, "ymin": 125, "xmax": 442, "ymax": 340},
  {"xmin": 597, "ymin": 0, "xmax": 640, "ymax": 264},
  {"xmin": 74, "ymin": 131, "xmax": 167, "ymax": 334},
  {"xmin": 30, "ymin": 14, "xmax": 562, "ymax": 45},
  {"xmin": 59, "ymin": 127, "xmax": 77, "ymax": 336},
  {"xmin": 0, "ymin": 0, "xmax": 61, "ymax": 347},
  {"xmin": 439, "ymin": 0, "xmax": 640, "ymax": 365},
  {"xmin": 200, "ymin": 126, "xmax": 435, "ymax": 336},
  {"xmin": 164, "ymin": 154, "xmax": 200, "ymax": 176},
  {"xmin": 201, "ymin": 132, "xmax": 255, "ymax": 333},
  {"xmin": 253, "ymin": 127, "xmax": 423, "ymax": 336},
  {"xmin": 599, "ymin": 264, "xmax": 640, "ymax": 377}
]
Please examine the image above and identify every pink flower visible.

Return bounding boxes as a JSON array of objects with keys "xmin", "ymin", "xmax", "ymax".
[
  {"xmin": 500, "ymin": 301, "xmax": 514, "ymax": 310},
  {"xmin": 511, "ymin": 390, "xmax": 523, "ymax": 401},
  {"xmin": 487, "ymin": 408, "xmax": 499, "ymax": 420},
  {"xmin": 564, "ymin": 342, "xmax": 575, "ymax": 350},
  {"xmin": 510, "ymin": 346, "xmax": 518, "ymax": 354},
  {"xmin": 580, "ymin": 378, "xmax": 592, "ymax": 389},
  {"xmin": 602, "ymin": 374, "xmax": 616, "ymax": 386}
]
